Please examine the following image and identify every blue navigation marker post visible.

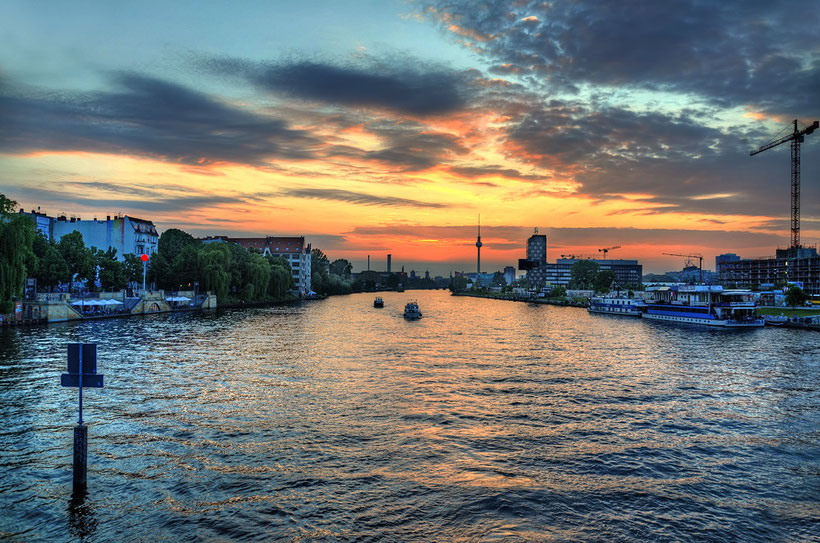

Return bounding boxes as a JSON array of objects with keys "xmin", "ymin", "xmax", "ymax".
[{"xmin": 61, "ymin": 343, "xmax": 104, "ymax": 492}]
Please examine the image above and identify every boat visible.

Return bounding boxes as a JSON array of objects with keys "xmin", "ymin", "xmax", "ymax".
[
  {"xmin": 588, "ymin": 293, "xmax": 646, "ymax": 317},
  {"xmin": 403, "ymin": 301, "xmax": 422, "ymax": 319},
  {"xmin": 643, "ymin": 285, "xmax": 763, "ymax": 327},
  {"xmin": 763, "ymin": 315, "xmax": 788, "ymax": 326},
  {"xmin": 374, "ymin": 297, "xmax": 384, "ymax": 308}
]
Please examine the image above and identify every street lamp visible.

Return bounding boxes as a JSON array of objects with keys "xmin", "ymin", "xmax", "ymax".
[{"xmin": 140, "ymin": 253, "xmax": 148, "ymax": 291}]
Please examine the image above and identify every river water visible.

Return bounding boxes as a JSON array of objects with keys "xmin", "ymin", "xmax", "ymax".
[{"xmin": 0, "ymin": 290, "xmax": 817, "ymax": 542}]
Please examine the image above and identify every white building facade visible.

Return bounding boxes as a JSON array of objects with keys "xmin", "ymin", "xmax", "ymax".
[{"xmin": 20, "ymin": 210, "xmax": 158, "ymax": 259}]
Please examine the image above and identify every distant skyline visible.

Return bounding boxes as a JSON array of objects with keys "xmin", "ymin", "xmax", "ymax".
[{"xmin": 2, "ymin": 1, "xmax": 818, "ymax": 275}]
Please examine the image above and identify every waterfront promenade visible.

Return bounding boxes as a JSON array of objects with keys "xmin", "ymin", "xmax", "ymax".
[{"xmin": 1, "ymin": 290, "xmax": 817, "ymax": 541}]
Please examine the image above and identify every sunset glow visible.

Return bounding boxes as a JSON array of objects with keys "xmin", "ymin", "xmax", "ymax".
[{"xmin": 1, "ymin": 1, "xmax": 818, "ymax": 275}]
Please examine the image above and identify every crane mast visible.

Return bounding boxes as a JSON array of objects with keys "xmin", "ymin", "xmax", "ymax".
[
  {"xmin": 750, "ymin": 119, "xmax": 818, "ymax": 248},
  {"xmin": 663, "ymin": 253, "xmax": 704, "ymax": 284},
  {"xmin": 598, "ymin": 245, "xmax": 620, "ymax": 258}
]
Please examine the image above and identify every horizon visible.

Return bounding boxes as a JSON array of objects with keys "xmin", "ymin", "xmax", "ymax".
[{"xmin": 2, "ymin": 1, "xmax": 818, "ymax": 277}]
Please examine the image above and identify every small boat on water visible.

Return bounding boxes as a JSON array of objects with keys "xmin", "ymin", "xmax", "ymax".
[
  {"xmin": 374, "ymin": 297, "xmax": 384, "ymax": 308},
  {"xmin": 403, "ymin": 301, "xmax": 422, "ymax": 319},
  {"xmin": 763, "ymin": 315, "xmax": 788, "ymax": 326},
  {"xmin": 588, "ymin": 294, "xmax": 646, "ymax": 317}
]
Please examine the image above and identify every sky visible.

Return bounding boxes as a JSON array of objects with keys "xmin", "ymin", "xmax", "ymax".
[{"xmin": 1, "ymin": 0, "xmax": 819, "ymax": 275}]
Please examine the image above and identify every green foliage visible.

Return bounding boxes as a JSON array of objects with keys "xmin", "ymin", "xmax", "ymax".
[
  {"xmin": 569, "ymin": 260, "xmax": 600, "ymax": 289},
  {"xmin": 492, "ymin": 271, "xmax": 506, "ymax": 287},
  {"xmin": 198, "ymin": 243, "xmax": 231, "ymax": 302},
  {"xmin": 123, "ymin": 253, "xmax": 144, "ymax": 286},
  {"xmin": 385, "ymin": 273, "xmax": 401, "ymax": 289},
  {"xmin": 549, "ymin": 285, "xmax": 567, "ymax": 298},
  {"xmin": 95, "ymin": 247, "xmax": 126, "ymax": 291},
  {"xmin": 147, "ymin": 252, "xmax": 171, "ymax": 290},
  {"xmin": 329, "ymin": 259, "xmax": 352, "ymax": 279},
  {"xmin": 310, "ymin": 249, "xmax": 353, "ymax": 295},
  {"xmin": 37, "ymin": 244, "xmax": 70, "ymax": 289},
  {"xmin": 0, "ymin": 195, "xmax": 35, "ymax": 312},
  {"xmin": 57, "ymin": 231, "xmax": 94, "ymax": 290},
  {"xmin": 0, "ymin": 194, "xmax": 17, "ymax": 215},
  {"xmin": 786, "ymin": 285, "xmax": 809, "ymax": 308},
  {"xmin": 593, "ymin": 270, "xmax": 616, "ymax": 293},
  {"xmin": 267, "ymin": 255, "xmax": 293, "ymax": 299},
  {"xmin": 158, "ymin": 228, "xmax": 196, "ymax": 260},
  {"xmin": 449, "ymin": 275, "xmax": 468, "ymax": 292}
]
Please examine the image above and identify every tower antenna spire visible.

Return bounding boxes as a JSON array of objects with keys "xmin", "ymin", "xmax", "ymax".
[{"xmin": 475, "ymin": 214, "xmax": 482, "ymax": 275}]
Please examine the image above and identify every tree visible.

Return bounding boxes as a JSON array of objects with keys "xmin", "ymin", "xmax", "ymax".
[
  {"xmin": 311, "ymin": 248, "xmax": 330, "ymax": 295},
  {"xmin": 244, "ymin": 252, "xmax": 271, "ymax": 301},
  {"xmin": 158, "ymin": 228, "xmax": 196, "ymax": 260},
  {"xmin": 786, "ymin": 285, "xmax": 809, "ymax": 308},
  {"xmin": 57, "ymin": 231, "xmax": 94, "ymax": 291},
  {"xmin": 123, "ymin": 253, "xmax": 144, "ymax": 288},
  {"xmin": 36, "ymin": 245, "xmax": 70, "ymax": 290},
  {"xmin": 593, "ymin": 270, "xmax": 616, "ymax": 293},
  {"xmin": 197, "ymin": 243, "xmax": 231, "ymax": 301},
  {"xmin": 267, "ymin": 255, "xmax": 293, "ymax": 298},
  {"xmin": 569, "ymin": 260, "xmax": 600, "ymax": 289},
  {"xmin": 96, "ymin": 247, "xmax": 126, "ymax": 291},
  {"xmin": 0, "ymin": 194, "xmax": 35, "ymax": 312},
  {"xmin": 549, "ymin": 285, "xmax": 567, "ymax": 298},
  {"xmin": 147, "ymin": 252, "xmax": 171, "ymax": 290},
  {"xmin": 329, "ymin": 258, "xmax": 352, "ymax": 279},
  {"xmin": 449, "ymin": 275, "xmax": 468, "ymax": 292},
  {"xmin": 491, "ymin": 271, "xmax": 506, "ymax": 287},
  {"xmin": 171, "ymin": 245, "xmax": 201, "ymax": 291}
]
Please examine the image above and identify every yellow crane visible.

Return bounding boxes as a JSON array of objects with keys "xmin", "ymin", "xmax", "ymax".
[
  {"xmin": 598, "ymin": 245, "xmax": 620, "ymax": 258},
  {"xmin": 663, "ymin": 253, "xmax": 704, "ymax": 284}
]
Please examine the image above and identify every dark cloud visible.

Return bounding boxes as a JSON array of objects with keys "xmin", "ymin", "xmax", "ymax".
[
  {"xmin": 0, "ymin": 72, "xmax": 319, "ymax": 166},
  {"xmin": 447, "ymin": 164, "xmax": 545, "ymax": 181},
  {"xmin": 7, "ymin": 183, "xmax": 286, "ymax": 216},
  {"xmin": 279, "ymin": 188, "xmax": 451, "ymax": 208},
  {"xmin": 350, "ymin": 224, "xmax": 784, "ymax": 249},
  {"xmin": 502, "ymin": 101, "xmax": 820, "ymax": 217},
  {"xmin": 11, "ymin": 187, "xmax": 250, "ymax": 213},
  {"xmin": 204, "ymin": 56, "xmax": 471, "ymax": 115},
  {"xmin": 421, "ymin": 0, "xmax": 820, "ymax": 117}
]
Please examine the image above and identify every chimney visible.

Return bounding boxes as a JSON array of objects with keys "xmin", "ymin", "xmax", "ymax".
[
  {"xmin": 367, "ymin": 255, "xmax": 370, "ymax": 271},
  {"xmin": 387, "ymin": 254, "xmax": 392, "ymax": 273}
]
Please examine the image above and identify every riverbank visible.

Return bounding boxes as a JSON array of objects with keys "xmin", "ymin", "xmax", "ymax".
[{"xmin": 452, "ymin": 291, "xmax": 589, "ymax": 307}]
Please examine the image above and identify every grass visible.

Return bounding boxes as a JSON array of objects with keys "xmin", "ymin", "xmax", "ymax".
[{"xmin": 756, "ymin": 307, "xmax": 820, "ymax": 317}]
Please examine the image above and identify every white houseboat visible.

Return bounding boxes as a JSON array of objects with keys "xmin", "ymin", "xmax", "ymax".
[
  {"xmin": 643, "ymin": 285, "xmax": 763, "ymax": 327},
  {"xmin": 588, "ymin": 294, "xmax": 647, "ymax": 317}
]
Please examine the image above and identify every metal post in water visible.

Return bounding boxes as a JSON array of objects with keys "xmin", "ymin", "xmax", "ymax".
[
  {"xmin": 73, "ymin": 424, "xmax": 87, "ymax": 491},
  {"xmin": 61, "ymin": 343, "xmax": 104, "ymax": 494},
  {"xmin": 74, "ymin": 343, "xmax": 86, "ymax": 492}
]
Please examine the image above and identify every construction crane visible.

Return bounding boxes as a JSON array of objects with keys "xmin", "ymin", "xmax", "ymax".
[
  {"xmin": 750, "ymin": 119, "xmax": 819, "ymax": 249},
  {"xmin": 663, "ymin": 253, "xmax": 704, "ymax": 284},
  {"xmin": 598, "ymin": 245, "xmax": 620, "ymax": 258}
]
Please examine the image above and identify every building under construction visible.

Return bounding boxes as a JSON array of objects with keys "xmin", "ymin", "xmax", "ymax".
[
  {"xmin": 720, "ymin": 119, "xmax": 820, "ymax": 296},
  {"xmin": 718, "ymin": 247, "xmax": 820, "ymax": 296}
]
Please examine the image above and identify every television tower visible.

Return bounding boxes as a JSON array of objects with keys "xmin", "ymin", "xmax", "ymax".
[{"xmin": 475, "ymin": 215, "xmax": 482, "ymax": 275}]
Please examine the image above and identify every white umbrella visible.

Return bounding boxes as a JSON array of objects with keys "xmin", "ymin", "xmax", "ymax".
[{"xmin": 106, "ymin": 299, "xmax": 123, "ymax": 305}]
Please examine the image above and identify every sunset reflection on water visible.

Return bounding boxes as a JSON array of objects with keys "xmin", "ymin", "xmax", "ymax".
[{"xmin": 0, "ymin": 290, "xmax": 817, "ymax": 541}]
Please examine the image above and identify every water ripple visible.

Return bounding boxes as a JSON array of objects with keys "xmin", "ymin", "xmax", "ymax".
[{"xmin": 0, "ymin": 291, "xmax": 818, "ymax": 541}]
